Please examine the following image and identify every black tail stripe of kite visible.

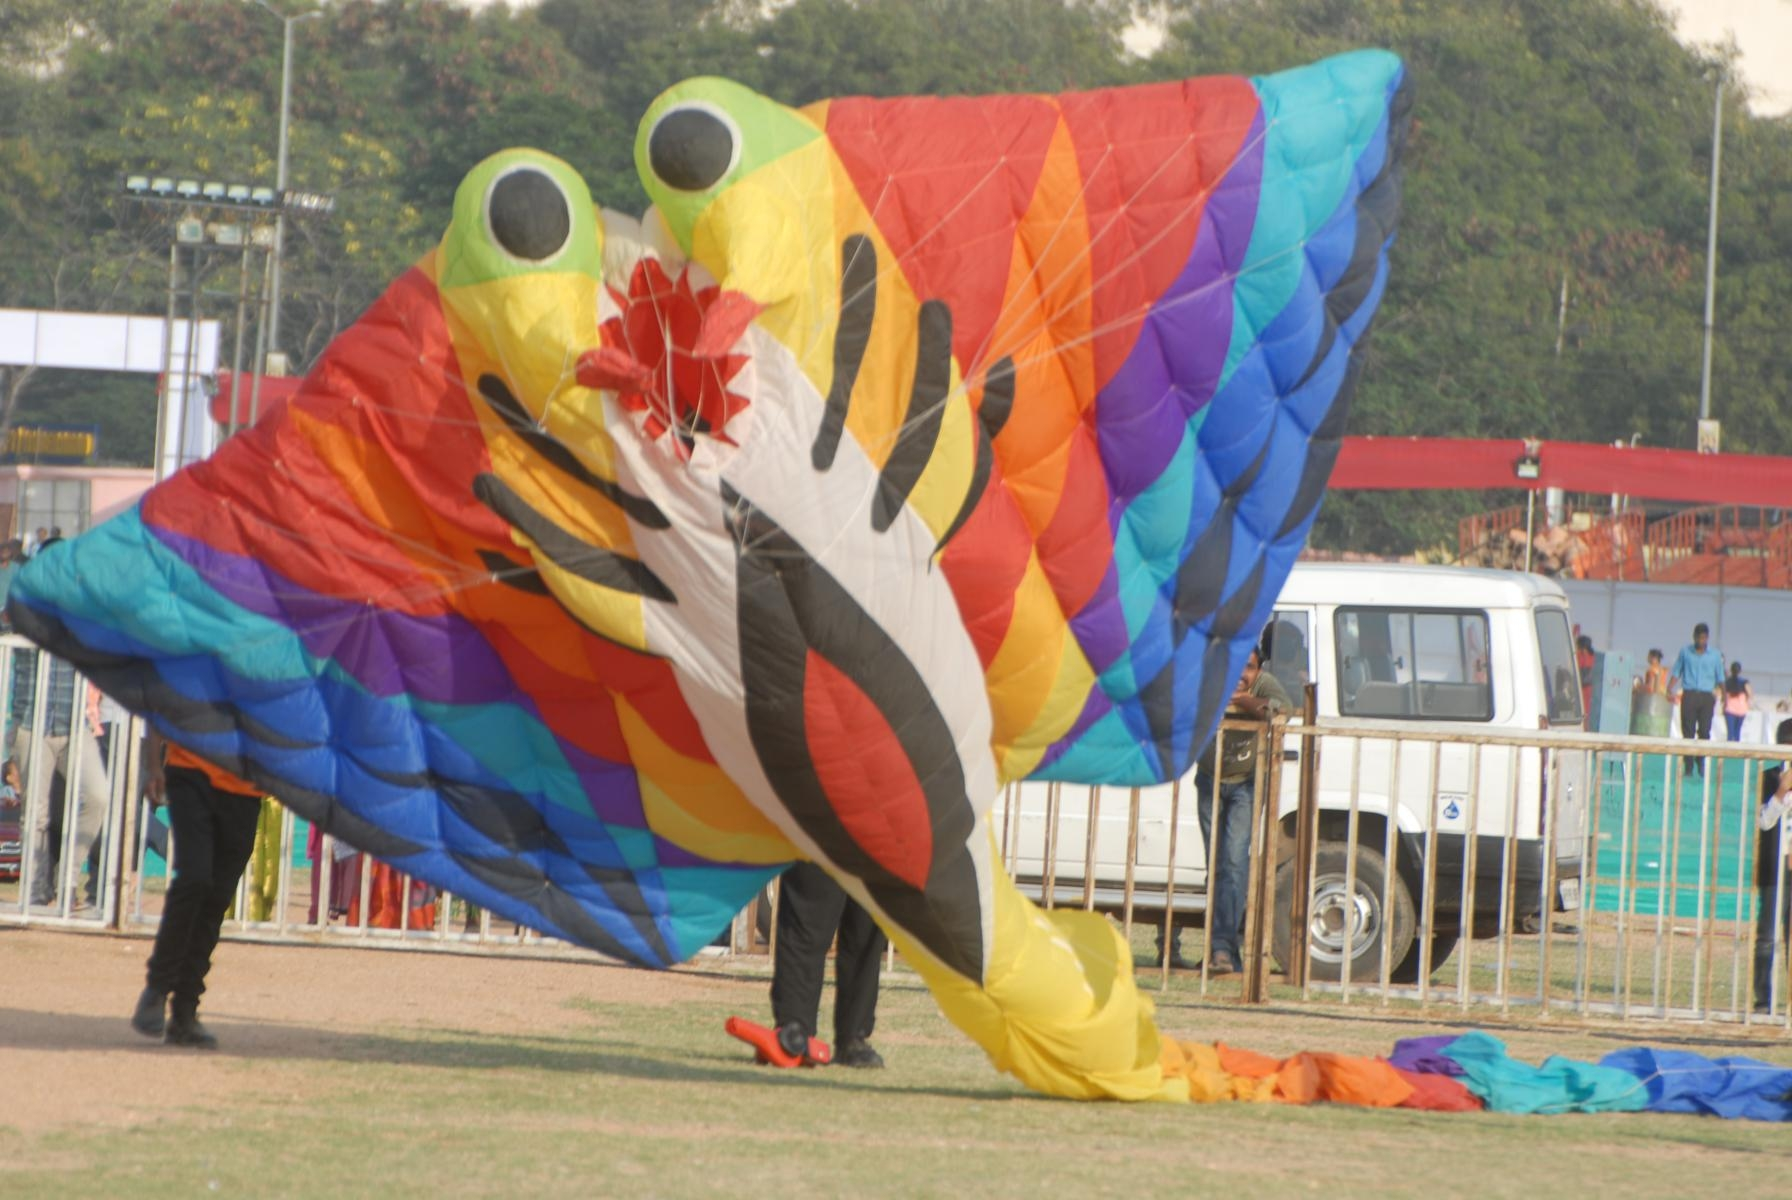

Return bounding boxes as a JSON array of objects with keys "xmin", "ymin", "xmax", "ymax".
[
  {"xmin": 935, "ymin": 415, "xmax": 993, "ymax": 560},
  {"xmin": 476, "ymin": 374, "xmax": 669, "ymax": 530},
  {"xmin": 449, "ymin": 850, "xmax": 657, "ymax": 966},
  {"xmin": 477, "ymin": 548, "xmax": 552, "ymax": 595},
  {"xmin": 978, "ymin": 357, "xmax": 1016, "ymax": 441},
  {"xmin": 932, "ymin": 353, "xmax": 1015, "ymax": 557},
  {"xmin": 871, "ymin": 299, "xmax": 953, "ymax": 533},
  {"xmin": 371, "ymin": 761, "xmax": 675, "ymax": 966},
  {"xmin": 813, "ymin": 234, "xmax": 878, "ymax": 472},
  {"xmin": 473, "ymin": 473, "xmax": 675, "ymax": 603}
]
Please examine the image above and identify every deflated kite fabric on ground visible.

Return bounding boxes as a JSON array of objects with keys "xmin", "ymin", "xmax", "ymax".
[
  {"xmin": 10, "ymin": 50, "xmax": 1411, "ymax": 1101},
  {"xmin": 1165, "ymin": 1033, "xmax": 1792, "ymax": 1122}
]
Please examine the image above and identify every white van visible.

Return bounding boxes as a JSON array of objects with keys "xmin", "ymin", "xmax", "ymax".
[{"xmin": 996, "ymin": 563, "xmax": 1588, "ymax": 982}]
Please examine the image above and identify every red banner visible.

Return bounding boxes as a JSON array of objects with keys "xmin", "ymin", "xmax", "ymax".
[{"xmin": 1332, "ymin": 437, "xmax": 1792, "ymax": 506}]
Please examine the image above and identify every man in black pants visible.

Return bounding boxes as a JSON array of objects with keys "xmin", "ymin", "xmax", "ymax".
[
  {"xmin": 130, "ymin": 733, "xmax": 264, "ymax": 1049},
  {"xmin": 770, "ymin": 861, "xmax": 886, "ymax": 1068}
]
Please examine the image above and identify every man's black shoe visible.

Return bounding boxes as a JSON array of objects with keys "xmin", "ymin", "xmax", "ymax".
[
  {"xmin": 835, "ymin": 1039, "xmax": 884, "ymax": 1069},
  {"xmin": 775, "ymin": 1020, "xmax": 811, "ymax": 1061},
  {"xmin": 165, "ymin": 1011, "xmax": 218, "ymax": 1050},
  {"xmin": 130, "ymin": 986, "xmax": 167, "ymax": 1039}
]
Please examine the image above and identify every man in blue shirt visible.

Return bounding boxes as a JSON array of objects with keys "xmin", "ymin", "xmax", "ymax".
[{"xmin": 1670, "ymin": 622, "xmax": 1725, "ymax": 777}]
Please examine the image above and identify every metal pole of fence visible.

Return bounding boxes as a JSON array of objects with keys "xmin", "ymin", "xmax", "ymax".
[
  {"xmin": 1692, "ymin": 763, "xmax": 1715, "ymax": 1017},
  {"xmin": 1457, "ymin": 743, "xmax": 1482, "ymax": 1012},
  {"xmin": 1161, "ymin": 776, "xmax": 1182, "ymax": 992},
  {"xmin": 1299, "ymin": 734, "xmax": 1328, "ymax": 1003},
  {"xmin": 317, "ymin": 832, "xmax": 334, "ymax": 934},
  {"xmin": 766, "ymin": 876, "xmax": 780, "ymax": 963},
  {"xmin": 0, "ymin": 648, "xmax": 14, "ymax": 918},
  {"xmin": 1340, "ymin": 736, "xmax": 1362, "ymax": 1004},
  {"xmin": 355, "ymin": 850, "xmax": 373, "ymax": 933},
  {"xmin": 1576, "ymin": 744, "xmax": 1601, "ymax": 1018},
  {"xmin": 1497, "ymin": 745, "xmax": 1520, "ymax": 1016},
  {"xmin": 1122, "ymin": 786, "xmax": 1140, "ymax": 944},
  {"xmin": 1377, "ymin": 736, "xmax": 1402, "ymax": 1000},
  {"xmin": 1773, "ymin": 836, "xmax": 1788, "ymax": 1026},
  {"xmin": 1621, "ymin": 751, "xmax": 1644, "ymax": 1017},
  {"xmin": 101, "ymin": 716, "xmax": 134, "ymax": 930},
  {"xmin": 1613, "ymin": 749, "xmax": 1635, "ymax": 1010},
  {"xmin": 1652, "ymin": 753, "xmax": 1672, "ymax": 1013},
  {"xmin": 1243, "ymin": 720, "xmax": 1281, "ymax": 1004},
  {"xmin": 1418, "ymin": 741, "xmax": 1441, "ymax": 1007},
  {"xmin": 19, "ymin": 651, "xmax": 51, "ymax": 919},
  {"xmin": 1199, "ymin": 740, "xmax": 1221, "ymax": 995},
  {"xmin": 56, "ymin": 688, "xmax": 89, "ymax": 920},
  {"xmin": 1041, "ymin": 781, "xmax": 1060, "ymax": 912},
  {"xmin": 1731, "ymin": 758, "xmax": 1752, "ymax": 1017},
  {"xmin": 275, "ymin": 808, "xmax": 294, "ymax": 935},
  {"xmin": 1536, "ymin": 743, "xmax": 1558, "ymax": 1017},
  {"xmin": 1664, "ymin": 760, "xmax": 1688, "ymax": 1009},
  {"xmin": 1287, "ymin": 687, "xmax": 1320, "ymax": 990},
  {"xmin": 1082, "ymin": 785, "xmax": 1101, "ymax": 912}
]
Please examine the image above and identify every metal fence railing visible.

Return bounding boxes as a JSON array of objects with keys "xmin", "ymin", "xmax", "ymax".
[
  {"xmin": 994, "ymin": 711, "xmax": 1791, "ymax": 1031},
  {"xmin": 5, "ymin": 627, "xmax": 1787, "ymax": 1032}
]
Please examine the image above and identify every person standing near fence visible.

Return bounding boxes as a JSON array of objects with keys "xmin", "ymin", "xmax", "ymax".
[
  {"xmin": 1670, "ymin": 622, "xmax": 1724, "ymax": 776},
  {"xmin": 1187, "ymin": 642, "xmax": 1289, "ymax": 975},
  {"xmin": 1753, "ymin": 719, "xmax": 1792, "ymax": 1015},
  {"xmin": 131, "ymin": 732, "xmax": 264, "ymax": 1049},
  {"xmin": 1723, "ymin": 662, "xmax": 1753, "ymax": 743}
]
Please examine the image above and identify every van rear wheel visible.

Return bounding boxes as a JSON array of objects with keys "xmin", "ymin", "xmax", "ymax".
[
  {"xmin": 1391, "ymin": 929, "xmax": 1459, "ymax": 983},
  {"xmin": 1274, "ymin": 843, "xmax": 1416, "ymax": 984}
]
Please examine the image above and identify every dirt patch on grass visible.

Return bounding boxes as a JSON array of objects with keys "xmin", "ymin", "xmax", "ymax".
[{"xmin": 0, "ymin": 926, "xmax": 759, "ymax": 1134}]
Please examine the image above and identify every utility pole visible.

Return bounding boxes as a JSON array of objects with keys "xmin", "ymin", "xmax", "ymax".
[
  {"xmin": 1697, "ymin": 76, "xmax": 1724, "ymax": 440},
  {"xmin": 255, "ymin": 2, "xmax": 320, "ymax": 365}
]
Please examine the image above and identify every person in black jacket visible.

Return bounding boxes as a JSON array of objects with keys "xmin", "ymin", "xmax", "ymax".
[{"xmin": 1753, "ymin": 719, "xmax": 1792, "ymax": 1015}]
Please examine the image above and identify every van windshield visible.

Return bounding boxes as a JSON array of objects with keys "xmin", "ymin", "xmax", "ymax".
[{"xmin": 1534, "ymin": 608, "xmax": 1583, "ymax": 726}]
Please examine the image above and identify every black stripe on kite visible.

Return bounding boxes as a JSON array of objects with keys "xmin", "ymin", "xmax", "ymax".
[
  {"xmin": 473, "ymin": 473, "xmax": 674, "ymax": 603},
  {"xmin": 978, "ymin": 357, "xmax": 1015, "ymax": 441},
  {"xmin": 476, "ymin": 374, "xmax": 669, "ymax": 530},
  {"xmin": 812, "ymin": 234, "xmax": 878, "ymax": 472},
  {"xmin": 477, "ymin": 548, "xmax": 551, "ymax": 596},
  {"xmin": 871, "ymin": 299, "xmax": 953, "ymax": 534}
]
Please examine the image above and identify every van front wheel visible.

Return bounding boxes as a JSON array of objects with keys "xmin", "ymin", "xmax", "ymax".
[{"xmin": 1273, "ymin": 843, "xmax": 1416, "ymax": 984}]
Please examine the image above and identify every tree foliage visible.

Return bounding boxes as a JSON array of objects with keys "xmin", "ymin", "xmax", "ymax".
[{"xmin": 0, "ymin": 0, "xmax": 1786, "ymax": 556}]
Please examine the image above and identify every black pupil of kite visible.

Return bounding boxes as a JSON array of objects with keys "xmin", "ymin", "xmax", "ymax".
[
  {"xmin": 488, "ymin": 169, "xmax": 571, "ymax": 261},
  {"xmin": 649, "ymin": 108, "xmax": 734, "ymax": 192}
]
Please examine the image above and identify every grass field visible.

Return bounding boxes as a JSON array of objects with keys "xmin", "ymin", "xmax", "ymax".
[{"xmin": 3, "ymin": 927, "xmax": 1791, "ymax": 1197}]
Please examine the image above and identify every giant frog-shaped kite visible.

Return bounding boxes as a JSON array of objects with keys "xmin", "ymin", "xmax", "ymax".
[{"xmin": 12, "ymin": 50, "xmax": 1408, "ymax": 1100}]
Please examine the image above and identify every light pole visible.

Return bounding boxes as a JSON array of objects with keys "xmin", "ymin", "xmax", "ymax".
[
  {"xmin": 253, "ymin": 1, "xmax": 322, "ymax": 367},
  {"xmin": 1697, "ymin": 76, "xmax": 1724, "ymax": 451}
]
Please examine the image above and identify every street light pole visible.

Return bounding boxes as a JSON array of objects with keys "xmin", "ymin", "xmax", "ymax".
[
  {"xmin": 1697, "ymin": 76, "xmax": 1724, "ymax": 431},
  {"xmin": 254, "ymin": 1, "xmax": 319, "ymax": 365}
]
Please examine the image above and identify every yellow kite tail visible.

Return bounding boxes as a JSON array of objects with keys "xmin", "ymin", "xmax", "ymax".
[{"xmin": 885, "ymin": 836, "xmax": 1186, "ymax": 1102}]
